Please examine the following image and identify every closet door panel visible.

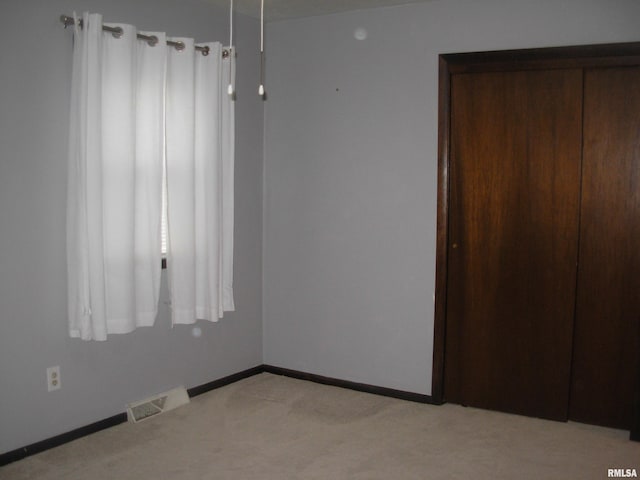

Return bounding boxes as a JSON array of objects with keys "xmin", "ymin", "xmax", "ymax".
[
  {"xmin": 445, "ymin": 69, "xmax": 583, "ymax": 420},
  {"xmin": 570, "ymin": 66, "xmax": 640, "ymax": 429}
]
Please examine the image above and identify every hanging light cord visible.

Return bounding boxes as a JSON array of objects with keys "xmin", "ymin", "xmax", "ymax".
[
  {"xmin": 227, "ymin": 0, "xmax": 234, "ymax": 97},
  {"xmin": 258, "ymin": 0, "xmax": 265, "ymax": 98}
]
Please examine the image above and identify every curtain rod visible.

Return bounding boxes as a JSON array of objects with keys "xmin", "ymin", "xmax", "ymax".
[{"xmin": 60, "ymin": 15, "xmax": 230, "ymax": 58}]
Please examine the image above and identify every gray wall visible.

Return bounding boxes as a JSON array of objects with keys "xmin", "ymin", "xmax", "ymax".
[
  {"xmin": 263, "ymin": 0, "xmax": 640, "ymax": 394},
  {"xmin": 0, "ymin": 0, "xmax": 263, "ymax": 454}
]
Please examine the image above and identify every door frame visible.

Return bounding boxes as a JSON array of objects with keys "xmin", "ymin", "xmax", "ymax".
[{"xmin": 431, "ymin": 42, "xmax": 640, "ymax": 436}]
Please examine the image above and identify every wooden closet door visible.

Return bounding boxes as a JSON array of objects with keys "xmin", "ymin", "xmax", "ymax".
[
  {"xmin": 570, "ymin": 66, "xmax": 640, "ymax": 429},
  {"xmin": 445, "ymin": 69, "xmax": 583, "ymax": 420}
]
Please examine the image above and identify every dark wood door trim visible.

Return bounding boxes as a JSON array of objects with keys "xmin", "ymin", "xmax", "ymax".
[
  {"xmin": 441, "ymin": 42, "xmax": 640, "ymax": 74},
  {"xmin": 432, "ymin": 42, "xmax": 640, "ymax": 407},
  {"xmin": 632, "ymin": 316, "xmax": 640, "ymax": 441},
  {"xmin": 432, "ymin": 55, "xmax": 451, "ymax": 403}
]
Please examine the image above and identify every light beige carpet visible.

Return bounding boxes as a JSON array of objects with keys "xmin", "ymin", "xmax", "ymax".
[{"xmin": 1, "ymin": 373, "xmax": 638, "ymax": 479}]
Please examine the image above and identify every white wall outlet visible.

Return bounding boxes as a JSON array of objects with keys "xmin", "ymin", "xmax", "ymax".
[{"xmin": 47, "ymin": 366, "xmax": 61, "ymax": 392}]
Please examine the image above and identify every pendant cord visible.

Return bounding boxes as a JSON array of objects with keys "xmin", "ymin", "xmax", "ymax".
[
  {"xmin": 227, "ymin": 0, "xmax": 234, "ymax": 97},
  {"xmin": 258, "ymin": 0, "xmax": 265, "ymax": 98}
]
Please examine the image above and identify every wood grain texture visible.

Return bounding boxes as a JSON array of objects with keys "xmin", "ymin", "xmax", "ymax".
[
  {"xmin": 444, "ymin": 69, "xmax": 583, "ymax": 421},
  {"xmin": 570, "ymin": 67, "xmax": 640, "ymax": 429},
  {"xmin": 436, "ymin": 44, "xmax": 640, "ymax": 435}
]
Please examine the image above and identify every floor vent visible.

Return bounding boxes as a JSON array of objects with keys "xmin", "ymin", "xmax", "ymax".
[{"xmin": 126, "ymin": 386, "xmax": 190, "ymax": 423}]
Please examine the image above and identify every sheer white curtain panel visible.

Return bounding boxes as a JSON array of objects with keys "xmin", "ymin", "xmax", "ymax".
[
  {"xmin": 67, "ymin": 13, "xmax": 164, "ymax": 340},
  {"xmin": 66, "ymin": 12, "xmax": 235, "ymax": 341},
  {"xmin": 165, "ymin": 41, "xmax": 235, "ymax": 325}
]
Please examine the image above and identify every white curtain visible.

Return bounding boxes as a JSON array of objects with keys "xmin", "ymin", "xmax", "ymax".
[
  {"xmin": 67, "ymin": 13, "xmax": 234, "ymax": 340},
  {"xmin": 165, "ymin": 41, "xmax": 235, "ymax": 325}
]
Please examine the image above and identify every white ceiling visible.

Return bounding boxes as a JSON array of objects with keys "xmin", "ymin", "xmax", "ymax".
[{"xmin": 205, "ymin": 0, "xmax": 435, "ymax": 22}]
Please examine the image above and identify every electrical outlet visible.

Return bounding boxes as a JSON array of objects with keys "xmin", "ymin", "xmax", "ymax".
[{"xmin": 47, "ymin": 366, "xmax": 61, "ymax": 392}]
